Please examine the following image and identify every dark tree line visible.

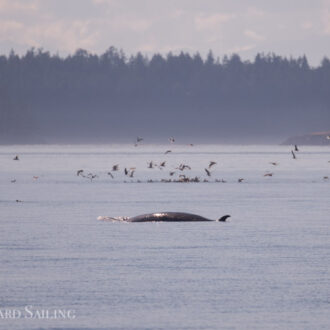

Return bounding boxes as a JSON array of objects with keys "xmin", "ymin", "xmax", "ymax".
[{"xmin": 1, "ymin": 46, "xmax": 330, "ymax": 143}]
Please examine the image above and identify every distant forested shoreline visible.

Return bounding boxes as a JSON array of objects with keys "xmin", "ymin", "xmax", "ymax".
[{"xmin": 1, "ymin": 47, "xmax": 329, "ymax": 144}]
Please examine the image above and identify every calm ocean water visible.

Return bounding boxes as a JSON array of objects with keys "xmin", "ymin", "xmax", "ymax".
[{"xmin": 0, "ymin": 144, "xmax": 330, "ymax": 329}]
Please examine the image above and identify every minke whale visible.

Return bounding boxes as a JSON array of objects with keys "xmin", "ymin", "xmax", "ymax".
[{"xmin": 97, "ymin": 212, "xmax": 231, "ymax": 222}]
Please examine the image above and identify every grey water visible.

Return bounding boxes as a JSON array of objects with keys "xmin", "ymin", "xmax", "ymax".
[{"xmin": 0, "ymin": 144, "xmax": 330, "ymax": 330}]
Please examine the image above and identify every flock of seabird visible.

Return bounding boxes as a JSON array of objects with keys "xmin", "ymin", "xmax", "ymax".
[
  {"xmin": 8, "ymin": 140, "xmax": 330, "ymax": 203},
  {"xmin": 70, "ymin": 140, "xmax": 329, "ymax": 184},
  {"xmin": 75, "ymin": 158, "xmax": 222, "ymax": 183}
]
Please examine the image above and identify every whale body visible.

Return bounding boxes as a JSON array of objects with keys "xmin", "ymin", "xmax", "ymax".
[{"xmin": 97, "ymin": 212, "xmax": 230, "ymax": 222}]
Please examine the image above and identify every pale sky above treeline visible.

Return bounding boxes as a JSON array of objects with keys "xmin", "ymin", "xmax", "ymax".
[{"xmin": 1, "ymin": 0, "xmax": 330, "ymax": 65}]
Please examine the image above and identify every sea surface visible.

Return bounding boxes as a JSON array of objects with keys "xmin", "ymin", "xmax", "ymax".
[{"xmin": 0, "ymin": 144, "xmax": 330, "ymax": 330}]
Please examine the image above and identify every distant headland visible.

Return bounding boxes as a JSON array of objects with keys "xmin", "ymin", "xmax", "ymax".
[{"xmin": 282, "ymin": 131, "xmax": 330, "ymax": 146}]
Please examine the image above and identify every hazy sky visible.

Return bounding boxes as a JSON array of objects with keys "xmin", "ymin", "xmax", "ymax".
[{"xmin": 1, "ymin": 0, "xmax": 330, "ymax": 65}]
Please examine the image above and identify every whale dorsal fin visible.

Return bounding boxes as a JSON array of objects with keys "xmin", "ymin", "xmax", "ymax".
[{"xmin": 218, "ymin": 215, "xmax": 231, "ymax": 222}]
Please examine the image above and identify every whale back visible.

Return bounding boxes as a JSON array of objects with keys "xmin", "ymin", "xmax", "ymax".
[{"xmin": 128, "ymin": 212, "xmax": 213, "ymax": 222}]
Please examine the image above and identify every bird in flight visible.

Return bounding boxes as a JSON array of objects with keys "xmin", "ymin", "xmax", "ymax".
[
  {"xmin": 148, "ymin": 161, "xmax": 154, "ymax": 169},
  {"xmin": 135, "ymin": 137, "xmax": 143, "ymax": 146},
  {"xmin": 129, "ymin": 170, "xmax": 135, "ymax": 178},
  {"xmin": 208, "ymin": 161, "xmax": 217, "ymax": 169},
  {"xmin": 177, "ymin": 164, "xmax": 191, "ymax": 171},
  {"xmin": 87, "ymin": 173, "xmax": 98, "ymax": 182},
  {"xmin": 77, "ymin": 169, "xmax": 84, "ymax": 176},
  {"xmin": 205, "ymin": 168, "xmax": 211, "ymax": 177}
]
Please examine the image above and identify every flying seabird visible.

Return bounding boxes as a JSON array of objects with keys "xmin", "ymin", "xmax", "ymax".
[
  {"xmin": 205, "ymin": 168, "xmax": 211, "ymax": 177},
  {"xmin": 208, "ymin": 161, "xmax": 217, "ymax": 169},
  {"xmin": 177, "ymin": 164, "xmax": 191, "ymax": 171},
  {"xmin": 87, "ymin": 173, "xmax": 98, "ymax": 181},
  {"xmin": 77, "ymin": 169, "xmax": 84, "ymax": 176},
  {"xmin": 148, "ymin": 161, "xmax": 154, "ymax": 169}
]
